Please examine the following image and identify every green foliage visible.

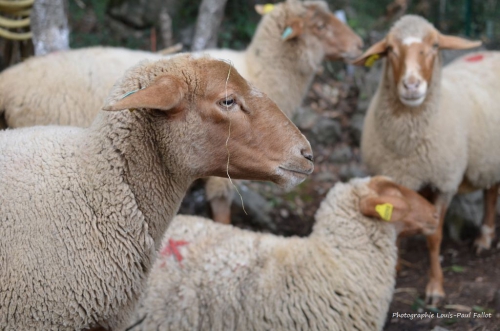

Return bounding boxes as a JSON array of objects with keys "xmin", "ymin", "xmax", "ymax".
[
  {"xmin": 339, "ymin": 0, "xmax": 393, "ymax": 38},
  {"xmin": 68, "ymin": 0, "xmax": 500, "ymax": 51},
  {"xmin": 443, "ymin": 318, "xmax": 458, "ymax": 325},
  {"xmin": 173, "ymin": 0, "xmax": 201, "ymax": 31},
  {"xmin": 472, "ymin": 305, "xmax": 495, "ymax": 314},
  {"xmin": 218, "ymin": 0, "xmax": 260, "ymax": 50},
  {"xmin": 444, "ymin": 265, "xmax": 466, "ymax": 273},
  {"xmin": 69, "ymin": 0, "xmax": 149, "ymax": 49}
]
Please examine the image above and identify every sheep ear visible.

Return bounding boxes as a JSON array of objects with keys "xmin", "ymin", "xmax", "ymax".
[
  {"xmin": 438, "ymin": 34, "xmax": 482, "ymax": 50},
  {"xmin": 351, "ymin": 39, "xmax": 387, "ymax": 66},
  {"xmin": 103, "ymin": 76, "xmax": 186, "ymax": 112},
  {"xmin": 282, "ymin": 18, "xmax": 303, "ymax": 41},
  {"xmin": 359, "ymin": 195, "xmax": 410, "ymax": 222},
  {"xmin": 255, "ymin": 4, "xmax": 275, "ymax": 15}
]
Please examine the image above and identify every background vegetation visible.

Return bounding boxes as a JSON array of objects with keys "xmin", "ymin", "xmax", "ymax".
[{"xmin": 68, "ymin": 0, "xmax": 500, "ymax": 51}]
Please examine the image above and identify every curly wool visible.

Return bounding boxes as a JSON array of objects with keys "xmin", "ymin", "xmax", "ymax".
[
  {"xmin": 0, "ymin": 47, "xmax": 162, "ymax": 127},
  {"xmin": 129, "ymin": 178, "xmax": 397, "ymax": 331},
  {"xmin": 0, "ymin": 55, "xmax": 230, "ymax": 331}
]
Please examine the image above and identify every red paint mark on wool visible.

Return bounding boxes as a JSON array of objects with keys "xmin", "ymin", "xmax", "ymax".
[
  {"xmin": 160, "ymin": 239, "xmax": 189, "ymax": 266},
  {"xmin": 465, "ymin": 54, "xmax": 484, "ymax": 62}
]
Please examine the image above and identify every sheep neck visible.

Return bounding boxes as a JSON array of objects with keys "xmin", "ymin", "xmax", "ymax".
[
  {"xmin": 90, "ymin": 111, "xmax": 192, "ymax": 248},
  {"xmin": 245, "ymin": 13, "xmax": 324, "ymax": 118},
  {"xmin": 373, "ymin": 57, "xmax": 442, "ymax": 156},
  {"xmin": 310, "ymin": 181, "xmax": 397, "ymax": 251}
]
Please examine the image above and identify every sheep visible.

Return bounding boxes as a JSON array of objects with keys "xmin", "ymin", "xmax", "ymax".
[
  {"xmin": 352, "ymin": 15, "xmax": 500, "ymax": 305},
  {"xmin": 0, "ymin": 54, "xmax": 314, "ymax": 330},
  {"xmin": 204, "ymin": 0, "xmax": 363, "ymax": 118},
  {"xmin": 125, "ymin": 176, "xmax": 438, "ymax": 331},
  {"xmin": 0, "ymin": 0, "xmax": 361, "ymax": 128},
  {"xmin": 203, "ymin": 0, "xmax": 363, "ymax": 224},
  {"xmin": 0, "ymin": 0, "xmax": 362, "ymax": 225},
  {"xmin": 0, "ymin": 47, "xmax": 164, "ymax": 127}
]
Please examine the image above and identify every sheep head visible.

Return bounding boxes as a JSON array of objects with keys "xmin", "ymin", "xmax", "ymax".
[
  {"xmin": 353, "ymin": 15, "xmax": 481, "ymax": 107},
  {"xmin": 256, "ymin": 0, "xmax": 363, "ymax": 61},
  {"xmin": 103, "ymin": 54, "xmax": 314, "ymax": 190},
  {"xmin": 359, "ymin": 176, "xmax": 438, "ymax": 236}
]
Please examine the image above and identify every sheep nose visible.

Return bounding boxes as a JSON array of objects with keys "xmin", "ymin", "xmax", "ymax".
[
  {"xmin": 301, "ymin": 149, "xmax": 314, "ymax": 162},
  {"xmin": 403, "ymin": 78, "xmax": 420, "ymax": 91}
]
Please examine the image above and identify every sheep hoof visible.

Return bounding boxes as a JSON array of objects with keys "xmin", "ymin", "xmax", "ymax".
[
  {"xmin": 425, "ymin": 281, "xmax": 445, "ymax": 306},
  {"xmin": 474, "ymin": 225, "xmax": 495, "ymax": 255},
  {"xmin": 473, "ymin": 235, "xmax": 492, "ymax": 255}
]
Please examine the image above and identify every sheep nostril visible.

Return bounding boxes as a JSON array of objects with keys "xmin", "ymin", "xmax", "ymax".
[
  {"xmin": 403, "ymin": 79, "xmax": 420, "ymax": 91},
  {"xmin": 302, "ymin": 151, "xmax": 313, "ymax": 162}
]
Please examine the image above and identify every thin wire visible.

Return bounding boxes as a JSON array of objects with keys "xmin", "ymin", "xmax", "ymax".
[{"xmin": 224, "ymin": 61, "xmax": 247, "ymax": 215}]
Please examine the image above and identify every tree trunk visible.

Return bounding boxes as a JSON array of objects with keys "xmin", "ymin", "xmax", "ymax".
[
  {"xmin": 30, "ymin": 0, "xmax": 70, "ymax": 55},
  {"xmin": 191, "ymin": 0, "xmax": 228, "ymax": 51},
  {"xmin": 158, "ymin": 7, "xmax": 174, "ymax": 49}
]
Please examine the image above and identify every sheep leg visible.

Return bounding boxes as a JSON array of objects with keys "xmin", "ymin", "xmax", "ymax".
[
  {"xmin": 210, "ymin": 196, "xmax": 232, "ymax": 224},
  {"xmin": 425, "ymin": 194, "xmax": 449, "ymax": 306},
  {"xmin": 205, "ymin": 177, "xmax": 235, "ymax": 224},
  {"xmin": 474, "ymin": 183, "xmax": 499, "ymax": 254},
  {"xmin": 0, "ymin": 112, "xmax": 6, "ymax": 129}
]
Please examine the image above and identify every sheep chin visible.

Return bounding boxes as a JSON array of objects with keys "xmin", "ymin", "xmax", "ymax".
[{"xmin": 274, "ymin": 167, "xmax": 308, "ymax": 191}]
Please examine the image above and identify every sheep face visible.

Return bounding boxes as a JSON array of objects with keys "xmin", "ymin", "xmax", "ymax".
[
  {"xmin": 353, "ymin": 15, "xmax": 481, "ymax": 107},
  {"xmin": 302, "ymin": 1, "xmax": 363, "ymax": 61},
  {"xmin": 191, "ymin": 59, "xmax": 314, "ymax": 189},
  {"xmin": 359, "ymin": 176, "xmax": 438, "ymax": 236},
  {"xmin": 278, "ymin": 0, "xmax": 363, "ymax": 61},
  {"xmin": 103, "ymin": 55, "xmax": 314, "ymax": 190}
]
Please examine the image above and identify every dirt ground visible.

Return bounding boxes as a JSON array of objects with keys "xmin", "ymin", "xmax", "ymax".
[
  {"xmin": 386, "ymin": 229, "xmax": 500, "ymax": 331},
  {"xmin": 180, "ymin": 68, "xmax": 500, "ymax": 331}
]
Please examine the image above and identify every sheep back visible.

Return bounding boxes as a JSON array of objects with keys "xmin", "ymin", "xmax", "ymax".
[
  {"xmin": 0, "ymin": 47, "xmax": 162, "ymax": 128},
  {"xmin": 131, "ymin": 181, "xmax": 397, "ymax": 331}
]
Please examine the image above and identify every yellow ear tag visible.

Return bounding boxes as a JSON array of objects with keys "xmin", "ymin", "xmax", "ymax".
[
  {"xmin": 262, "ymin": 3, "xmax": 275, "ymax": 14},
  {"xmin": 365, "ymin": 54, "xmax": 380, "ymax": 67},
  {"xmin": 375, "ymin": 203, "xmax": 393, "ymax": 221}
]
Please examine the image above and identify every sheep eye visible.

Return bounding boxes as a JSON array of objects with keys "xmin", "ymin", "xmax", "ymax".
[
  {"xmin": 218, "ymin": 97, "xmax": 235, "ymax": 109},
  {"xmin": 432, "ymin": 43, "xmax": 439, "ymax": 49}
]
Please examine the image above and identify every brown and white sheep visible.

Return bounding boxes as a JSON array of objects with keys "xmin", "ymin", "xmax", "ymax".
[
  {"xmin": 353, "ymin": 15, "xmax": 499, "ymax": 305},
  {"xmin": 127, "ymin": 177, "xmax": 438, "ymax": 331},
  {"xmin": 0, "ymin": 54, "xmax": 313, "ymax": 330}
]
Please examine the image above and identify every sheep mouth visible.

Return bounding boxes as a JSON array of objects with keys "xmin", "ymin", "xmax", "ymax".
[
  {"xmin": 401, "ymin": 95, "xmax": 424, "ymax": 101},
  {"xmin": 276, "ymin": 165, "xmax": 313, "ymax": 190},
  {"xmin": 399, "ymin": 94, "xmax": 426, "ymax": 107},
  {"xmin": 279, "ymin": 166, "xmax": 313, "ymax": 176}
]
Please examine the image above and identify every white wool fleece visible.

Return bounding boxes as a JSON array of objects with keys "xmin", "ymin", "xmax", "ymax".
[{"xmin": 128, "ymin": 178, "xmax": 397, "ymax": 331}]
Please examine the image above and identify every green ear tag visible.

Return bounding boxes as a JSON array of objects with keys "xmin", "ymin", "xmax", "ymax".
[
  {"xmin": 375, "ymin": 203, "xmax": 393, "ymax": 221},
  {"xmin": 281, "ymin": 26, "xmax": 293, "ymax": 40},
  {"xmin": 120, "ymin": 89, "xmax": 139, "ymax": 99},
  {"xmin": 365, "ymin": 54, "xmax": 380, "ymax": 67}
]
